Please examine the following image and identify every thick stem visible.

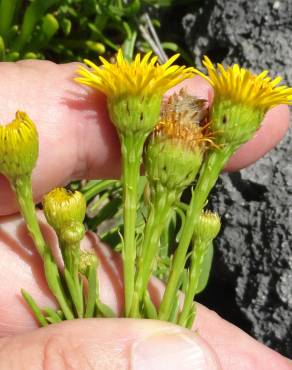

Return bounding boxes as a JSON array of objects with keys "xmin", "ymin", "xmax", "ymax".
[
  {"xmin": 60, "ymin": 241, "xmax": 80, "ymax": 276},
  {"xmin": 121, "ymin": 133, "xmax": 145, "ymax": 316},
  {"xmin": 131, "ymin": 187, "xmax": 175, "ymax": 317},
  {"xmin": 178, "ymin": 242, "xmax": 205, "ymax": 326},
  {"xmin": 158, "ymin": 146, "xmax": 234, "ymax": 321},
  {"xmin": 44, "ymin": 251, "xmax": 74, "ymax": 320},
  {"xmin": 13, "ymin": 174, "xmax": 47, "ymax": 258},
  {"xmin": 60, "ymin": 240, "xmax": 84, "ymax": 318}
]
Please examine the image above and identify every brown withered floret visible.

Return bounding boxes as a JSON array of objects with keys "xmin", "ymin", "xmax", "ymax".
[{"xmin": 155, "ymin": 89, "xmax": 216, "ymax": 152}]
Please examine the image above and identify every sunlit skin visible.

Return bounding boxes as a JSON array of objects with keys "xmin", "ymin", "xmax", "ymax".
[{"xmin": 0, "ymin": 60, "xmax": 291, "ymax": 369}]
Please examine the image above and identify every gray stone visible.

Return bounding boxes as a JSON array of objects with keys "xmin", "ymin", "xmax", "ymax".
[{"xmin": 181, "ymin": 0, "xmax": 292, "ymax": 357}]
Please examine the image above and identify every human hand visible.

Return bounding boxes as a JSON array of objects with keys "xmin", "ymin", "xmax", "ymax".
[{"xmin": 0, "ymin": 60, "xmax": 291, "ymax": 369}]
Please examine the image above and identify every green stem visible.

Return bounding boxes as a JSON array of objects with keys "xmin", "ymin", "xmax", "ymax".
[
  {"xmin": 178, "ymin": 242, "xmax": 205, "ymax": 327},
  {"xmin": 158, "ymin": 146, "xmax": 234, "ymax": 321},
  {"xmin": 60, "ymin": 240, "xmax": 83, "ymax": 318},
  {"xmin": 44, "ymin": 251, "xmax": 74, "ymax": 320},
  {"xmin": 121, "ymin": 133, "xmax": 145, "ymax": 316},
  {"xmin": 13, "ymin": 174, "xmax": 47, "ymax": 258},
  {"xmin": 60, "ymin": 241, "xmax": 80, "ymax": 276},
  {"xmin": 130, "ymin": 187, "xmax": 175, "ymax": 317}
]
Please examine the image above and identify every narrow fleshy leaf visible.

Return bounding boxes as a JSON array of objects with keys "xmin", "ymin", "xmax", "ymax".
[
  {"xmin": 44, "ymin": 307, "xmax": 62, "ymax": 323},
  {"xmin": 21, "ymin": 289, "xmax": 48, "ymax": 327},
  {"xmin": 85, "ymin": 265, "xmax": 97, "ymax": 318},
  {"xmin": 144, "ymin": 291, "xmax": 157, "ymax": 319}
]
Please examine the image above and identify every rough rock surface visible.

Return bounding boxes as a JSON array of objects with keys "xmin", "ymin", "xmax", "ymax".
[{"xmin": 181, "ymin": 0, "xmax": 292, "ymax": 358}]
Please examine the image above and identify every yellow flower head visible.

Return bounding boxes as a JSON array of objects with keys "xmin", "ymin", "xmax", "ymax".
[
  {"xmin": 76, "ymin": 49, "xmax": 194, "ymax": 98},
  {"xmin": 195, "ymin": 56, "xmax": 292, "ymax": 110},
  {"xmin": 43, "ymin": 187, "xmax": 86, "ymax": 234},
  {"xmin": 0, "ymin": 111, "xmax": 38, "ymax": 179},
  {"xmin": 193, "ymin": 56, "xmax": 292, "ymax": 147}
]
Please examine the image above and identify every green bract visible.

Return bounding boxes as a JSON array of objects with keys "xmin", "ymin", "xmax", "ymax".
[
  {"xmin": 145, "ymin": 137, "xmax": 203, "ymax": 192},
  {"xmin": 212, "ymin": 100, "xmax": 264, "ymax": 146},
  {"xmin": 109, "ymin": 95, "xmax": 162, "ymax": 136}
]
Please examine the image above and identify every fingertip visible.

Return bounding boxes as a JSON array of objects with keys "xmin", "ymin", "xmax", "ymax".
[{"xmin": 225, "ymin": 104, "xmax": 290, "ymax": 171}]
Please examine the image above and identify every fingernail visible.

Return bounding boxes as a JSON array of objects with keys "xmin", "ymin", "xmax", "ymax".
[{"xmin": 132, "ymin": 327, "xmax": 220, "ymax": 370}]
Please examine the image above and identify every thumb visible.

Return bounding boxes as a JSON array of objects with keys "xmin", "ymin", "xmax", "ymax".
[{"xmin": 0, "ymin": 318, "xmax": 221, "ymax": 370}]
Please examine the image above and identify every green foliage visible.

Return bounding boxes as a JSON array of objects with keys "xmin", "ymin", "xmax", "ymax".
[{"xmin": 0, "ymin": 0, "xmax": 189, "ymax": 62}]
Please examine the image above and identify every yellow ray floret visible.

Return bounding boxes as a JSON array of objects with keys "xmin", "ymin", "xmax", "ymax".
[
  {"xmin": 194, "ymin": 56, "xmax": 292, "ymax": 110},
  {"xmin": 76, "ymin": 49, "xmax": 194, "ymax": 98}
]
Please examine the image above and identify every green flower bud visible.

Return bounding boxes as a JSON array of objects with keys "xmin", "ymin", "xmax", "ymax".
[
  {"xmin": 193, "ymin": 211, "xmax": 221, "ymax": 243},
  {"xmin": 0, "ymin": 111, "xmax": 38, "ymax": 180},
  {"xmin": 59, "ymin": 221, "xmax": 85, "ymax": 245},
  {"xmin": 43, "ymin": 187, "xmax": 86, "ymax": 234},
  {"xmin": 146, "ymin": 133, "xmax": 203, "ymax": 191}
]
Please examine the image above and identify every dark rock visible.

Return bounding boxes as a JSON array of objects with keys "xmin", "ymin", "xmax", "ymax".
[{"xmin": 181, "ymin": 0, "xmax": 292, "ymax": 358}]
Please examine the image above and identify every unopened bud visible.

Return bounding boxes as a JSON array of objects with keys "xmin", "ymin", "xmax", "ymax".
[
  {"xmin": 193, "ymin": 211, "xmax": 221, "ymax": 243},
  {"xmin": 43, "ymin": 187, "xmax": 86, "ymax": 234},
  {"xmin": 60, "ymin": 221, "xmax": 85, "ymax": 245},
  {"xmin": 0, "ymin": 111, "xmax": 38, "ymax": 180}
]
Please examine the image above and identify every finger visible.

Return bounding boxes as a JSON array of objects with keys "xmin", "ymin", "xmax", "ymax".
[
  {"xmin": 0, "ymin": 213, "xmax": 291, "ymax": 370},
  {"xmin": 0, "ymin": 62, "xmax": 289, "ymax": 216},
  {"xmin": 195, "ymin": 303, "xmax": 292, "ymax": 370},
  {"xmin": 0, "ymin": 319, "xmax": 221, "ymax": 370}
]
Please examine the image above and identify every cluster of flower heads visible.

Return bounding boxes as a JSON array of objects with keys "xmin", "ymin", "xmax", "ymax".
[
  {"xmin": 0, "ymin": 48, "xmax": 291, "ymax": 327},
  {"xmin": 76, "ymin": 49, "xmax": 292, "ymax": 148}
]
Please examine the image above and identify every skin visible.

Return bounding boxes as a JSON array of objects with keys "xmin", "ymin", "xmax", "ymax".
[{"xmin": 0, "ymin": 60, "xmax": 291, "ymax": 369}]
